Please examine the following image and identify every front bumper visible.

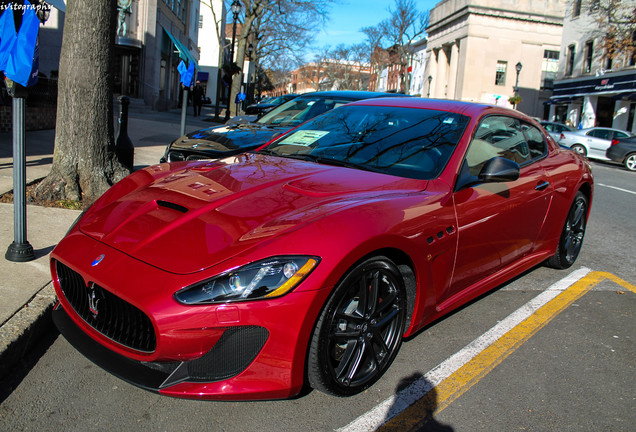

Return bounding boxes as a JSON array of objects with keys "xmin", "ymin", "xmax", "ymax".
[
  {"xmin": 51, "ymin": 231, "xmax": 332, "ymax": 400},
  {"xmin": 53, "ymin": 304, "xmax": 274, "ymax": 398}
]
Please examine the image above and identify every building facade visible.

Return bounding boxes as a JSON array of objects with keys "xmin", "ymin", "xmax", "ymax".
[
  {"xmin": 271, "ymin": 61, "xmax": 371, "ymax": 96},
  {"xmin": 197, "ymin": 0, "xmax": 225, "ymax": 105},
  {"xmin": 549, "ymin": 0, "xmax": 636, "ymax": 132},
  {"xmin": 119, "ymin": 0, "xmax": 200, "ymax": 110},
  {"xmin": 35, "ymin": 0, "xmax": 201, "ymax": 111},
  {"xmin": 425, "ymin": 0, "xmax": 567, "ymax": 118}
]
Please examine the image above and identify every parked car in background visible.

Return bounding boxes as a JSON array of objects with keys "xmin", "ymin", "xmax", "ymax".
[
  {"xmin": 244, "ymin": 94, "xmax": 297, "ymax": 116},
  {"xmin": 606, "ymin": 136, "xmax": 636, "ymax": 171},
  {"xmin": 558, "ymin": 127, "xmax": 632, "ymax": 160},
  {"xmin": 161, "ymin": 91, "xmax": 408, "ymax": 163},
  {"xmin": 52, "ymin": 98, "xmax": 592, "ymax": 400},
  {"xmin": 539, "ymin": 121, "xmax": 574, "ymax": 141}
]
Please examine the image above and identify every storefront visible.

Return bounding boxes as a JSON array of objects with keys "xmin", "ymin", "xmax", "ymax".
[{"xmin": 549, "ymin": 70, "xmax": 636, "ymax": 132}]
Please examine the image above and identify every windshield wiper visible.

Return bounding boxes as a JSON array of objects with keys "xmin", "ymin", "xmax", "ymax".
[{"xmin": 278, "ymin": 154, "xmax": 385, "ymax": 174}]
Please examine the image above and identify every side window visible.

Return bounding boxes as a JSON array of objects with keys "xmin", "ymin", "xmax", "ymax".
[
  {"xmin": 465, "ymin": 116, "xmax": 531, "ymax": 174},
  {"xmin": 522, "ymin": 123, "xmax": 548, "ymax": 158},
  {"xmin": 589, "ymin": 129, "xmax": 610, "ymax": 140},
  {"xmin": 615, "ymin": 131, "xmax": 630, "ymax": 139}
]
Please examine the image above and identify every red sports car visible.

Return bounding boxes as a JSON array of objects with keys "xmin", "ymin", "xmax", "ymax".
[{"xmin": 51, "ymin": 98, "xmax": 593, "ymax": 400}]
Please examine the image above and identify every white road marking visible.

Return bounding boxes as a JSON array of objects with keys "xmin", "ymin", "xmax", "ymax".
[
  {"xmin": 337, "ymin": 267, "xmax": 592, "ymax": 432},
  {"xmin": 597, "ymin": 183, "xmax": 636, "ymax": 196}
]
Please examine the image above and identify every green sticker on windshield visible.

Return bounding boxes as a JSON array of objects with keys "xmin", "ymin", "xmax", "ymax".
[{"xmin": 279, "ymin": 130, "xmax": 329, "ymax": 146}]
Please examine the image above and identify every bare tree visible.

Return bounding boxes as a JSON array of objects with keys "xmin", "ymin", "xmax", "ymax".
[
  {"xmin": 589, "ymin": 0, "xmax": 636, "ymax": 67},
  {"xmin": 365, "ymin": 0, "xmax": 428, "ymax": 92},
  {"xmin": 34, "ymin": 0, "xmax": 127, "ymax": 204},
  {"xmin": 228, "ymin": 0, "xmax": 333, "ymax": 109}
]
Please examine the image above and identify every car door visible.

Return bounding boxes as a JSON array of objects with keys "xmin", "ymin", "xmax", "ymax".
[
  {"xmin": 442, "ymin": 116, "xmax": 552, "ymax": 309},
  {"xmin": 586, "ymin": 128, "xmax": 614, "ymax": 159}
]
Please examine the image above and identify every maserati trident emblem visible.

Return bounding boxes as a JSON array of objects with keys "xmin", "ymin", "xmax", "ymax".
[
  {"xmin": 91, "ymin": 254, "xmax": 105, "ymax": 266},
  {"xmin": 88, "ymin": 283, "xmax": 101, "ymax": 318}
]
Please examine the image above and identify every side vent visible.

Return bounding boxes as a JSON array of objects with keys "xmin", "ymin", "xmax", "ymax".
[{"xmin": 426, "ymin": 226, "xmax": 456, "ymax": 245}]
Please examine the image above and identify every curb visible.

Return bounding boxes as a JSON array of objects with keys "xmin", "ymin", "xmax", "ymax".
[{"xmin": 0, "ymin": 283, "xmax": 57, "ymax": 380}]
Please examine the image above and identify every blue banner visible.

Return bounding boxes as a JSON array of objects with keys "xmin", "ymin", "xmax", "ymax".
[
  {"xmin": 178, "ymin": 60, "xmax": 194, "ymax": 87},
  {"xmin": 0, "ymin": 1, "xmax": 40, "ymax": 87}
]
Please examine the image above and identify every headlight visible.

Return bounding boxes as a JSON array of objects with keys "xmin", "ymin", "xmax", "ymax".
[{"xmin": 174, "ymin": 256, "xmax": 320, "ymax": 304}]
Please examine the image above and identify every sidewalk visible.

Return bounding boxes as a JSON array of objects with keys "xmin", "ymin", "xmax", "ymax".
[{"xmin": 0, "ymin": 104, "xmax": 222, "ymax": 379}]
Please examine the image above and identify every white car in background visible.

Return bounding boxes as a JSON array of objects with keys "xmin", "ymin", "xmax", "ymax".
[
  {"xmin": 558, "ymin": 127, "xmax": 632, "ymax": 160},
  {"xmin": 539, "ymin": 121, "xmax": 574, "ymax": 141}
]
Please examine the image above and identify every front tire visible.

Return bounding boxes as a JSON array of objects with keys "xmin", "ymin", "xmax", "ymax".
[
  {"xmin": 546, "ymin": 191, "xmax": 588, "ymax": 269},
  {"xmin": 307, "ymin": 257, "xmax": 407, "ymax": 396},
  {"xmin": 571, "ymin": 144, "xmax": 587, "ymax": 156},
  {"xmin": 624, "ymin": 153, "xmax": 636, "ymax": 171}
]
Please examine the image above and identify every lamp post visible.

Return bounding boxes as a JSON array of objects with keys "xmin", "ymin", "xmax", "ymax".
[
  {"xmin": 513, "ymin": 61, "xmax": 522, "ymax": 109},
  {"xmin": 247, "ymin": 43, "xmax": 254, "ymax": 104},
  {"xmin": 225, "ymin": 0, "xmax": 241, "ymax": 122},
  {"xmin": 427, "ymin": 75, "xmax": 433, "ymax": 98}
]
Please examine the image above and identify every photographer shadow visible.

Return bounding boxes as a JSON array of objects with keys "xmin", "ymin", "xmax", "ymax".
[{"xmin": 384, "ymin": 373, "xmax": 454, "ymax": 432}]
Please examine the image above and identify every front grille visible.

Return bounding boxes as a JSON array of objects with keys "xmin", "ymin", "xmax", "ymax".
[{"xmin": 55, "ymin": 261, "xmax": 157, "ymax": 352}]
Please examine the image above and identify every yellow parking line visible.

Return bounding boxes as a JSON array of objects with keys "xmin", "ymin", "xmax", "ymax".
[{"xmin": 379, "ymin": 271, "xmax": 635, "ymax": 431}]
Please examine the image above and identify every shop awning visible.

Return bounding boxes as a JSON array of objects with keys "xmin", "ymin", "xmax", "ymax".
[
  {"xmin": 544, "ymin": 96, "xmax": 580, "ymax": 105},
  {"xmin": 163, "ymin": 27, "xmax": 198, "ymax": 69},
  {"xmin": 552, "ymin": 71, "xmax": 636, "ymax": 98}
]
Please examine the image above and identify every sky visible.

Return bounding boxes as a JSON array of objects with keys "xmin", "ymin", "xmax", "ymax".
[{"xmin": 309, "ymin": 0, "xmax": 438, "ymax": 56}]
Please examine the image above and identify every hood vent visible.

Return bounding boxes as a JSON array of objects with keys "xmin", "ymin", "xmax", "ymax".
[{"xmin": 157, "ymin": 200, "xmax": 189, "ymax": 213}]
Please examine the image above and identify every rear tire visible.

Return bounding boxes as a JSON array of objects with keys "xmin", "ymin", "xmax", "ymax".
[
  {"xmin": 307, "ymin": 256, "xmax": 406, "ymax": 396},
  {"xmin": 571, "ymin": 144, "xmax": 587, "ymax": 156},
  {"xmin": 624, "ymin": 153, "xmax": 636, "ymax": 171},
  {"xmin": 546, "ymin": 191, "xmax": 588, "ymax": 269}
]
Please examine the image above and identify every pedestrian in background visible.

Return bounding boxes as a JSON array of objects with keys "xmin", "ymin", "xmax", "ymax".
[{"xmin": 192, "ymin": 80, "xmax": 204, "ymax": 116}]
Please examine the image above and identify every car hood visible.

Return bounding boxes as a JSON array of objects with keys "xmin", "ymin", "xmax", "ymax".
[
  {"xmin": 171, "ymin": 124, "xmax": 288, "ymax": 155},
  {"xmin": 79, "ymin": 154, "xmax": 427, "ymax": 274}
]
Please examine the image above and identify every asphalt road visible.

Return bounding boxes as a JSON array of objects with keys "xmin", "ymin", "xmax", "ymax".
[{"xmin": 0, "ymin": 160, "xmax": 634, "ymax": 432}]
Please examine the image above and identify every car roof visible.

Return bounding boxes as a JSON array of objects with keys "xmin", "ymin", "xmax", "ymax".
[
  {"xmin": 296, "ymin": 90, "xmax": 411, "ymax": 100},
  {"xmin": 345, "ymin": 96, "xmax": 527, "ymax": 119}
]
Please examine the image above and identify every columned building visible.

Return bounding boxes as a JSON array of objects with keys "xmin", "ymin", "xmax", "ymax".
[
  {"xmin": 425, "ymin": 0, "xmax": 566, "ymax": 118},
  {"xmin": 549, "ymin": 0, "xmax": 636, "ymax": 132}
]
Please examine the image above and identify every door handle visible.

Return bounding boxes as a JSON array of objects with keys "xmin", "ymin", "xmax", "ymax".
[{"xmin": 535, "ymin": 181, "xmax": 550, "ymax": 191}]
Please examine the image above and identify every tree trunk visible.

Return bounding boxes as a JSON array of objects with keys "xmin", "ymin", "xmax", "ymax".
[{"xmin": 34, "ymin": 0, "xmax": 129, "ymax": 205}]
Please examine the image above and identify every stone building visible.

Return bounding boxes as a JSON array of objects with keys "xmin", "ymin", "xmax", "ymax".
[{"xmin": 425, "ymin": 0, "xmax": 567, "ymax": 118}]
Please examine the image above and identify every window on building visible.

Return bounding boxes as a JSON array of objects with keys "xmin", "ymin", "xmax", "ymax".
[
  {"xmin": 541, "ymin": 50, "xmax": 559, "ymax": 90},
  {"xmin": 572, "ymin": 0, "xmax": 582, "ymax": 17},
  {"xmin": 566, "ymin": 45, "xmax": 575, "ymax": 76},
  {"xmin": 495, "ymin": 61, "xmax": 507, "ymax": 86},
  {"xmin": 199, "ymin": 14, "xmax": 203, "ymax": 29},
  {"xmin": 606, "ymin": 53, "xmax": 613, "ymax": 70},
  {"xmin": 584, "ymin": 40, "xmax": 594, "ymax": 73}
]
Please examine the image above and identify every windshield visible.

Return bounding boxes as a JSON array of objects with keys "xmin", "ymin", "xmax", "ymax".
[
  {"xmin": 256, "ymin": 96, "xmax": 351, "ymax": 127},
  {"xmin": 263, "ymin": 105, "xmax": 470, "ymax": 180}
]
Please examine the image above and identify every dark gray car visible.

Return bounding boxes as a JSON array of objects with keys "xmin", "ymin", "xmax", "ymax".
[
  {"xmin": 161, "ymin": 91, "xmax": 408, "ymax": 163},
  {"xmin": 606, "ymin": 136, "xmax": 636, "ymax": 171}
]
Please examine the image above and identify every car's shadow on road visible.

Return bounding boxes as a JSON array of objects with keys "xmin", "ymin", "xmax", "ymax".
[{"xmin": 0, "ymin": 325, "xmax": 59, "ymax": 404}]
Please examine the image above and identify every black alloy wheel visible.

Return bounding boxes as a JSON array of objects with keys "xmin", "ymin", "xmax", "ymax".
[
  {"xmin": 546, "ymin": 191, "xmax": 588, "ymax": 269},
  {"xmin": 308, "ymin": 256, "xmax": 407, "ymax": 396}
]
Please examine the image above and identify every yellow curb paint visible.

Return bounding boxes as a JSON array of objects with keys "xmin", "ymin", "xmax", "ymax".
[{"xmin": 378, "ymin": 271, "xmax": 633, "ymax": 432}]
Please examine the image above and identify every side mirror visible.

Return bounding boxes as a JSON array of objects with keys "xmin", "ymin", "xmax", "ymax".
[{"xmin": 478, "ymin": 157, "xmax": 520, "ymax": 183}]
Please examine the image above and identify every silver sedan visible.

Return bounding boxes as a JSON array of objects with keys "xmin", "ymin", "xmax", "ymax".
[{"xmin": 558, "ymin": 127, "xmax": 632, "ymax": 160}]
